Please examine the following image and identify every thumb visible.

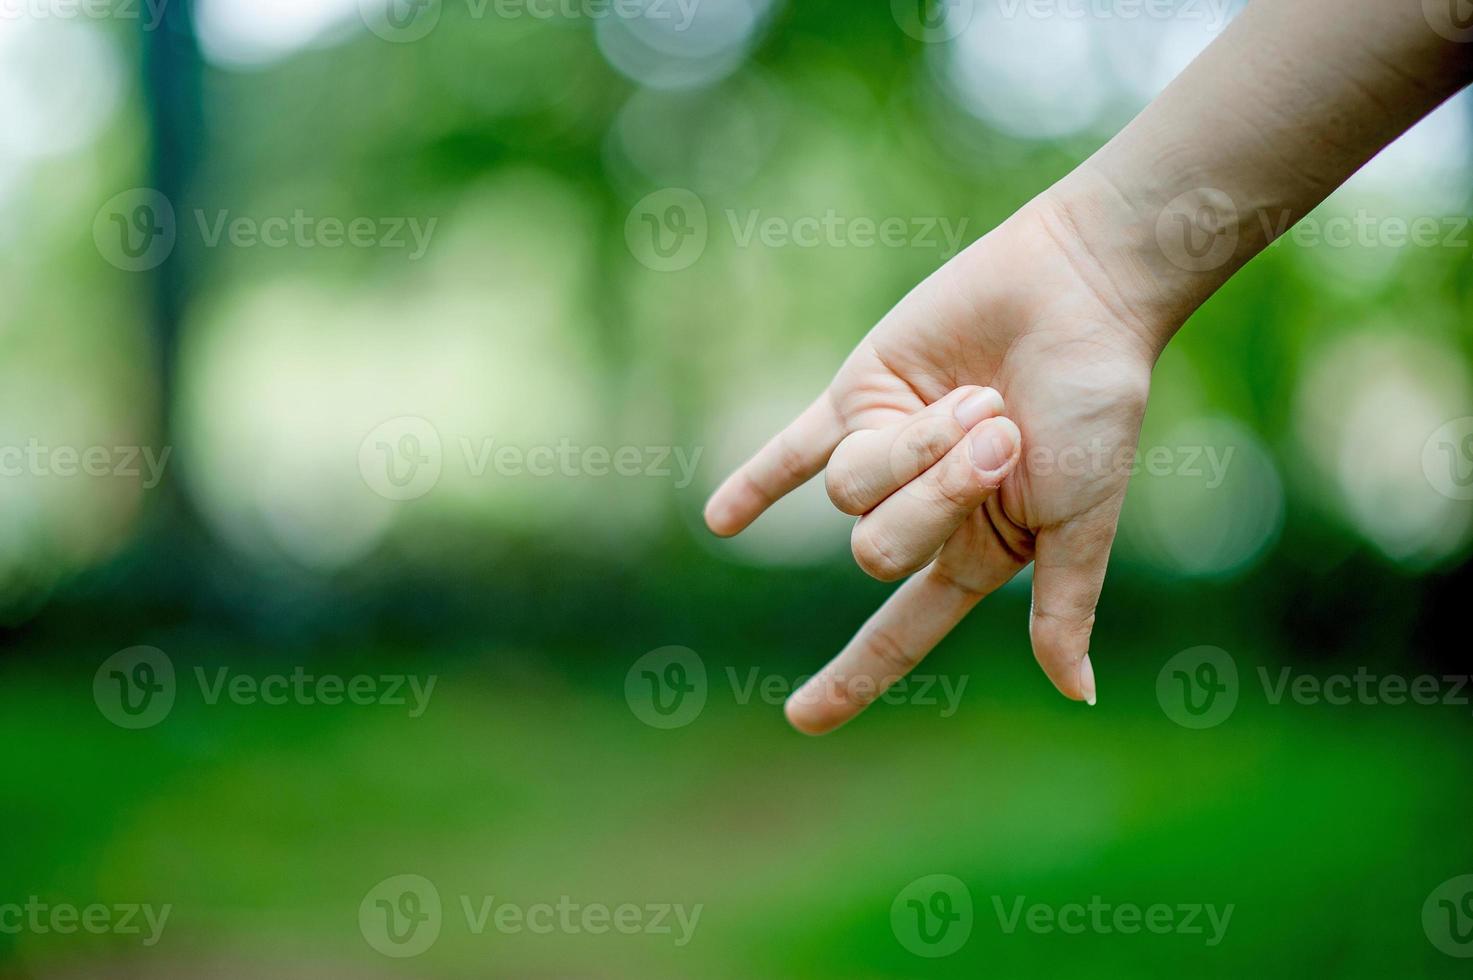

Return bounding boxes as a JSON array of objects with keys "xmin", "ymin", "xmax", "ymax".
[{"xmin": 1028, "ymin": 509, "xmax": 1122, "ymax": 705}]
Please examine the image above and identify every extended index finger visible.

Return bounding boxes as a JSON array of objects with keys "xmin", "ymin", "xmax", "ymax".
[
  {"xmin": 782, "ymin": 566, "xmax": 983, "ymax": 735},
  {"xmin": 704, "ymin": 392, "xmax": 846, "ymax": 537},
  {"xmin": 784, "ymin": 517, "xmax": 1026, "ymax": 734}
]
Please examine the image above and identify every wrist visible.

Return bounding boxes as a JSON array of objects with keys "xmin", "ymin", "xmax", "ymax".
[{"xmin": 1038, "ymin": 161, "xmax": 1251, "ymax": 357}]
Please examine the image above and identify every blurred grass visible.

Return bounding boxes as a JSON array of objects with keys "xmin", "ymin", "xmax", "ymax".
[
  {"xmin": 3, "ymin": 623, "xmax": 1470, "ymax": 978},
  {"xmin": 2, "ymin": 9, "xmax": 1471, "ymax": 978}
]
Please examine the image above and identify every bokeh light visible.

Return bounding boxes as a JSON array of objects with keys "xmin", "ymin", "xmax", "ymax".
[
  {"xmin": 595, "ymin": 0, "xmax": 777, "ymax": 90},
  {"xmin": 1120, "ymin": 414, "xmax": 1285, "ymax": 579},
  {"xmin": 1294, "ymin": 329, "xmax": 1473, "ymax": 568},
  {"xmin": 195, "ymin": 0, "xmax": 361, "ymax": 69}
]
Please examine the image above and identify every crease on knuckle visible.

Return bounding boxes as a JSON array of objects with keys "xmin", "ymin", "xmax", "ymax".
[
  {"xmin": 825, "ymin": 465, "xmax": 870, "ymax": 516},
  {"xmin": 903, "ymin": 420, "xmax": 963, "ymax": 469},
  {"xmin": 827, "ymin": 672, "xmax": 868, "ymax": 713},
  {"xmin": 770, "ymin": 435, "xmax": 809, "ymax": 486},
  {"xmin": 931, "ymin": 460, "xmax": 981, "ymax": 513},
  {"xmin": 866, "ymin": 625, "xmax": 920, "ymax": 678},
  {"xmin": 1029, "ymin": 607, "xmax": 1096, "ymax": 666},
  {"xmin": 851, "ymin": 522, "xmax": 911, "ymax": 582}
]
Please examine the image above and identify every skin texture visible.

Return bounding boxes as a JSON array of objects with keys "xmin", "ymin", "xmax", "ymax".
[
  {"xmin": 705, "ymin": 0, "xmax": 1473, "ymax": 734},
  {"xmin": 706, "ymin": 200, "xmax": 1149, "ymax": 733}
]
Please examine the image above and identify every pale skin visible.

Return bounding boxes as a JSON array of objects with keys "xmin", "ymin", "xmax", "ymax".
[{"xmin": 704, "ymin": 0, "xmax": 1473, "ymax": 734}]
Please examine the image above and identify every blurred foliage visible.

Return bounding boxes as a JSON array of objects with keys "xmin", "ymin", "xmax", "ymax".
[{"xmin": 0, "ymin": 1, "xmax": 1470, "ymax": 975}]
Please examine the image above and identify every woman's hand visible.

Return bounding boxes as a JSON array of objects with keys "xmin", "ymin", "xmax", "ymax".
[
  {"xmin": 706, "ymin": 191, "xmax": 1167, "ymax": 733},
  {"xmin": 706, "ymin": 0, "xmax": 1471, "ymax": 734}
]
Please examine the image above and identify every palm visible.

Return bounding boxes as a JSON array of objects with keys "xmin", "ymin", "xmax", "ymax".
[
  {"xmin": 707, "ymin": 197, "xmax": 1165, "ymax": 729},
  {"xmin": 830, "ymin": 203, "xmax": 1152, "ymax": 580}
]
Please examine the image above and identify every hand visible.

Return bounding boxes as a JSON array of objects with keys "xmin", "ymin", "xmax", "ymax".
[{"xmin": 705, "ymin": 190, "xmax": 1169, "ymax": 734}]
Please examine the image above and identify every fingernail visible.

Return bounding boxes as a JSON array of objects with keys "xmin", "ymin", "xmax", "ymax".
[
  {"xmin": 968, "ymin": 418, "xmax": 1018, "ymax": 474},
  {"xmin": 1079, "ymin": 654, "xmax": 1097, "ymax": 706},
  {"xmin": 954, "ymin": 388, "xmax": 1003, "ymax": 430}
]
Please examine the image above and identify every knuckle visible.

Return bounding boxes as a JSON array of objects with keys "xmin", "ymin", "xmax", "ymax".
[
  {"xmin": 866, "ymin": 625, "xmax": 920, "ymax": 677},
  {"xmin": 851, "ymin": 522, "xmax": 910, "ymax": 582},
  {"xmin": 825, "ymin": 466, "xmax": 870, "ymax": 516},
  {"xmin": 1030, "ymin": 607, "xmax": 1097, "ymax": 659},
  {"xmin": 891, "ymin": 419, "xmax": 963, "ymax": 480},
  {"xmin": 906, "ymin": 420, "xmax": 962, "ymax": 463},
  {"xmin": 826, "ymin": 673, "xmax": 867, "ymax": 714},
  {"xmin": 771, "ymin": 436, "xmax": 809, "ymax": 484},
  {"xmin": 931, "ymin": 458, "xmax": 982, "ymax": 512}
]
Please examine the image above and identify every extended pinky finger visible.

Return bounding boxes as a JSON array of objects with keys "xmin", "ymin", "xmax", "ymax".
[{"xmin": 704, "ymin": 393, "xmax": 846, "ymax": 537}]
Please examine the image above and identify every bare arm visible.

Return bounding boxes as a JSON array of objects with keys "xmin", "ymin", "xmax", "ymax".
[
  {"xmin": 707, "ymin": 0, "xmax": 1472, "ymax": 732},
  {"xmin": 1056, "ymin": 0, "xmax": 1473, "ymax": 339}
]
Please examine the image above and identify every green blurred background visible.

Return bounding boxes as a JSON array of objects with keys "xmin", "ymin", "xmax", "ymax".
[{"xmin": 2, "ymin": 0, "xmax": 1472, "ymax": 975}]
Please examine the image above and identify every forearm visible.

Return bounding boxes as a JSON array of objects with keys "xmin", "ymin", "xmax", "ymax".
[{"xmin": 1049, "ymin": 0, "xmax": 1473, "ymax": 344}]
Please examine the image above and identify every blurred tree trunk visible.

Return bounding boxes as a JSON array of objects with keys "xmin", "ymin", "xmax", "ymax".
[{"xmin": 130, "ymin": 4, "xmax": 215, "ymax": 617}]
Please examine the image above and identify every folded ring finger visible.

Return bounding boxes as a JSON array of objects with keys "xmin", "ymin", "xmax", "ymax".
[{"xmin": 825, "ymin": 386, "xmax": 1003, "ymax": 516}]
